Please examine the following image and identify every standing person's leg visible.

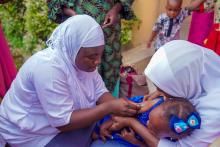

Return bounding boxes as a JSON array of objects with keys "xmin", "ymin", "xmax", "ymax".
[
  {"xmin": 188, "ymin": 11, "xmax": 214, "ymax": 46},
  {"xmin": 0, "ymin": 63, "xmax": 7, "ymax": 98},
  {"xmin": 99, "ymin": 23, "xmax": 122, "ymax": 93},
  {"xmin": 0, "ymin": 24, "xmax": 17, "ymax": 97}
]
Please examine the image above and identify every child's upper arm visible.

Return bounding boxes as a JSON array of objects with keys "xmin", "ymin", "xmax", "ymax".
[
  {"xmin": 153, "ymin": 14, "xmax": 164, "ymax": 32},
  {"xmin": 182, "ymin": 8, "xmax": 192, "ymax": 18}
]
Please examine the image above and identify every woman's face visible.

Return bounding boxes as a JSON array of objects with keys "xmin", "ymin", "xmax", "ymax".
[
  {"xmin": 156, "ymin": 87, "xmax": 183, "ymax": 99},
  {"xmin": 75, "ymin": 45, "xmax": 104, "ymax": 72}
]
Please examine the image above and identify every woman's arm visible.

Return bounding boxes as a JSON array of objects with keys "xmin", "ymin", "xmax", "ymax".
[
  {"xmin": 58, "ymin": 98, "xmax": 140, "ymax": 132},
  {"xmin": 63, "ymin": 7, "xmax": 77, "ymax": 16},
  {"xmin": 33, "ymin": 61, "xmax": 140, "ymax": 133},
  {"xmin": 128, "ymin": 118, "xmax": 159, "ymax": 147},
  {"xmin": 114, "ymin": 0, "xmax": 135, "ymax": 20},
  {"xmin": 96, "ymin": 92, "xmax": 115, "ymax": 104},
  {"xmin": 102, "ymin": 3, "xmax": 122, "ymax": 28},
  {"xmin": 102, "ymin": 0, "xmax": 135, "ymax": 28},
  {"xmin": 58, "ymin": 101, "xmax": 113, "ymax": 132},
  {"xmin": 186, "ymin": 0, "xmax": 206, "ymax": 11}
]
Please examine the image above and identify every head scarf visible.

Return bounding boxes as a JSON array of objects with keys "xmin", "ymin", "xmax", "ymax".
[
  {"xmin": 46, "ymin": 15, "xmax": 105, "ymax": 109},
  {"xmin": 145, "ymin": 40, "xmax": 220, "ymax": 101},
  {"xmin": 145, "ymin": 40, "xmax": 220, "ymax": 145},
  {"xmin": 47, "ymin": 14, "xmax": 104, "ymax": 66}
]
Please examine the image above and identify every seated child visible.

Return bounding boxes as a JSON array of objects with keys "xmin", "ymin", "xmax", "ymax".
[
  {"xmin": 92, "ymin": 96, "xmax": 201, "ymax": 147},
  {"xmin": 147, "ymin": 0, "xmax": 204, "ymax": 51}
]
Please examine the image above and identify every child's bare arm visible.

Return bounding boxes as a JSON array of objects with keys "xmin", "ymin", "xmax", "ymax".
[
  {"xmin": 147, "ymin": 31, "xmax": 158, "ymax": 48},
  {"xmin": 128, "ymin": 118, "xmax": 159, "ymax": 147},
  {"xmin": 147, "ymin": 14, "xmax": 163, "ymax": 49},
  {"xmin": 120, "ymin": 128, "xmax": 147, "ymax": 147},
  {"xmin": 138, "ymin": 98, "xmax": 159, "ymax": 113},
  {"xmin": 186, "ymin": 0, "xmax": 206, "ymax": 11},
  {"xmin": 144, "ymin": 90, "xmax": 164, "ymax": 101},
  {"xmin": 99, "ymin": 119, "xmax": 114, "ymax": 141},
  {"xmin": 111, "ymin": 117, "xmax": 159, "ymax": 147}
]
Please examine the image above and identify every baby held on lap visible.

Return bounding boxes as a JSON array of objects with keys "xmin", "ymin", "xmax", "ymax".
[{"xmin": 93, "ymin": 96, "xmax": 201, "ymax": 146}]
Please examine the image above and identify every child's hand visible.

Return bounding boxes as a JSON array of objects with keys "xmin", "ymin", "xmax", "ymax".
[
  {"xmin": 99, "ymin": 120, "xmax": 114, "ymax": 141},
  {"xmin": 120, "ymin": 128, "xmax": 135, "ymax": 141},
  {"xmin": 110, "ymin": 116, "xmax": 134, "ymax": 131},
  {"xmin": 109, "ymin": 98, "xmax": 141, "ymax": 116},
  {"xmin": 138, "ymin": 100, "xmax": 154, "ymax": 113},
  {"xmin": 146, "ymin": 41, "xmax": 152, "ymax": 48},
  {"xmin": 119, "ymin": 128, "xmax": 145, "ymax": 147},
  {"xmin": 143, "ymin": 90, "xmax": 163, "ymax": 101}
]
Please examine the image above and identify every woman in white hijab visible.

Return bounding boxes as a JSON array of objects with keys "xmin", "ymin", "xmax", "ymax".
[
  {"xmin": 143, "ymin": 40, "xmax": 220, "ymax": 147},
  {"xmin": 0, "ymin": 15, "xmax": 140, "ymax": 147}
]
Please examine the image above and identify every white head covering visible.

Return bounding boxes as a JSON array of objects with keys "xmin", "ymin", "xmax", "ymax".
[
  {"xmin": 47, "ymin": 14, "xmax": 104, "ymax": 66},
  {"xmin": 46, "ymin": 15, "xmax": 106, "ymax": 109},
  {"xmin": 145, "ymin": 40, "xmax": 220, "ymax": 101},
  {"xmin": 145, "ymin": 40, "xmax": 220, "ymax": 146}
]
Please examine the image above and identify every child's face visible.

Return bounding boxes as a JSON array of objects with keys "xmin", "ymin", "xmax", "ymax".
[
  {"xmin": 147, "ymin": 105, "xmax": 178, "ymax": 139},
  {"xmin": 147, "ymin": 105, "xmax": 168, "ymax": 138},
  {"xmin": 147, "ymin": 101, "xmax": 187, "ymax": 140},
  {"xmin": 166, "ymin": 1, "xmax": 182, "ymax": 18}
]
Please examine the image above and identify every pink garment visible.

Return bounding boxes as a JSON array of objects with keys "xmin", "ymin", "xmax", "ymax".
[
  {"xmin": 0, "ymin": 24, "xmax": 17, "ymax": 97},
  {"xmin": 188, "ymin": 11, "xmax": 214, "ymax": 46}
]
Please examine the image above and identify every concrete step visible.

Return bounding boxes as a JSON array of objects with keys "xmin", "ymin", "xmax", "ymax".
[
  {"xmin": 122, "ymin": 44, "xmax": 156, "ymax": 93},
  {"xmin": 122, "ymin": 44, "xmax": 154, "ymax": 73}
]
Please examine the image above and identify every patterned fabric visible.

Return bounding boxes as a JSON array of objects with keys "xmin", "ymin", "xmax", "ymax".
[
  {"xmin": 202, "ymin": 0, "xmax": 220, "ymax": 23},
  {"xmin": 47, "ymin": 0, "xmax": 134, "ymax": 92},
  {"xmin": 152, "ymin": 8, "xmax": 191, "ymax": 50},
  {"xmin": 203, "ymin": 0, "xmax": 216, "ymax": 12},
  {"xmin": 215, "ymin": 0, "xmax": 220, "ymax": 23}
]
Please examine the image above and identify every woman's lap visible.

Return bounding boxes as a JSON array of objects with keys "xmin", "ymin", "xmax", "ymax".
[{"xmin": 91, "ymin": 140, "xmax": 127, "ymax": 147}]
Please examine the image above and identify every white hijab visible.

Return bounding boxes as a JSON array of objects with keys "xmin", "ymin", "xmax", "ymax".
[
  {"xmin": 145, "ymin": 40, "xmax": 220, "ymax": 146},
  {"xmin": 145, "ymin": 40, "xmax": 220, "ymax": 101},
  {"xmin": 46, "ymin": 15, "xmax": 106, "ymax": 109}
]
